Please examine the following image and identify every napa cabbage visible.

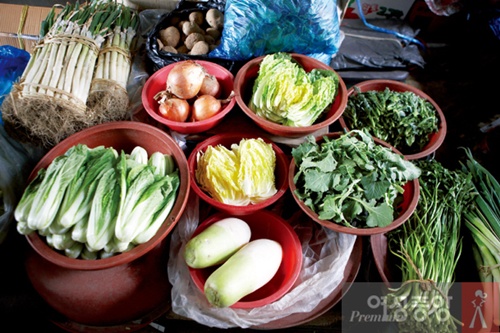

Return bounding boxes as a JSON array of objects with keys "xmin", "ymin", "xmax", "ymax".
[{"xmin": 249, "ymin": 52, "xmax": 339, "ymax": 127}]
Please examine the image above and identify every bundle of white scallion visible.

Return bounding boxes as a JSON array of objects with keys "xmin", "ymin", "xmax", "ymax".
[
  {"xmin": 461, "ymin": 148, "xmax": 500, "ymax": 321},
  {"xmin": 1, "ymin": 0, "xmax": 138, "ymax": 147},
  {"xmin": 385, "ymin": 159, "xmax": 475, "ymax": 333},
  {"xmin": 87, "ymin": 2, "xmax": 139, "ymax": 122},
  {"xmin": 14, "ymin": 144, "xmax": 179, "ymax": 260}
]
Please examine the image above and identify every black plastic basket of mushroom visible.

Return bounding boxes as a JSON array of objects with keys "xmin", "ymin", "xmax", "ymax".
[{"xmin": 145, "ymin": 0, "xmax": 242, "ymax": 75}]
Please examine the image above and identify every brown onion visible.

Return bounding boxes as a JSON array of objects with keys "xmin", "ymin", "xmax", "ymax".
[
  {"xmin": 158, "ymin": 98, "xmax": 190, "ymax": 122},
  {"xmin": 199, "ymin": 74, "xmax": 221, "ymax": 97},
  {"xmin": 166, "ymin": 60, "xmax": 206, "ymax": 99},
  {"xmin": 192, "ymin": 95, "xmax": 222, "ymax": 121}
]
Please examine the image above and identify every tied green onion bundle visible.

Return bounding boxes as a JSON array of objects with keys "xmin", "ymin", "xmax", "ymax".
[
  {"xmin": 460, "ymin": 148, "xmax": 500, "ymax": 317},
  {"xmin": 87, "ymin": 3, "xmax": 139, "ymax": 122},
  {"xmin": 1, "ymin": 0, "xmax": 139, "ymax": 147},
  {"xmin": 15, "ymin": 144, "xmax": 179, "ymax": 260},
  {"xmin": 385, "ymin": 159, "xmax": 475, "ymax": 333}
]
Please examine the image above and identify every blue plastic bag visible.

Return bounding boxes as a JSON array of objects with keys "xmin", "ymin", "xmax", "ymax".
[
  {"xmin": 209, "ymin": 0, "xmax": 342, "ymax": 65},
  {"xmin": 0, "ymin": 45, "xmax": 30, "ymax": 124}
]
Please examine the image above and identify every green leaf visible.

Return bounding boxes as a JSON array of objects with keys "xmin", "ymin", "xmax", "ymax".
[
  {"xmin": 304, "ymin": 169, "xmax": 332, "ymax": 193},
  {"xmin": 87, "ymin": 167, "xmax": 121, "ymax": 252},
  {"xmin": 361, "ymin": 176, "xmax": 391, "ymax": 201},
  {"xmin": 363, "ymin": 200, "xmax": 393, "ymax": 227}
]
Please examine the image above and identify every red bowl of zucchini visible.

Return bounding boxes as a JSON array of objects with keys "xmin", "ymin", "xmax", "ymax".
[
  {"xmin": 186, "ymin": 210, "xmax": 303, "ymax": 309},
  {"xmin": 187, "ymin": 132, "xmax": 289, "ymax": 216},
  {"xmin": 339, "ymin": 79, "xmax": 447, "ymax": 160},
  {"xmin": 288, "ymin": 131, "xmax": 420, "ymax": 236}
]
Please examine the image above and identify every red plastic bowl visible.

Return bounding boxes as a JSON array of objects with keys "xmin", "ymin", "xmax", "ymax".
[
  {"xmin": 370, "ymin": 233, "xmax": 395, "ymax": 288},
  {"xmin": 289, "ymin": 132, "xmax": 420, "ymax": 236},
  {"xmin": 234, "ymin": 53, "xmax": 348, "ymax": 138},
  {"xmin": 188, "ymin": 210, "xmax": 303, "ymax": 309},
  {"xmin": 142, "ymin": 60, "xmax": 236, "ymax": 134},
  {"xmin": 187, "ymin": 133, "xmax": 289, "ymax": 216},
  {"xmin": 339, "ymin": 79, "xmax": 447, "ymax": 160}
]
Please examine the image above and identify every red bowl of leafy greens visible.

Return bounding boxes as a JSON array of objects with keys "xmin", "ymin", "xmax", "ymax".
[
  {"xmin": 187, "ymin": 132, "xmax": 289, "ymax": 216},
  {"xmin": 339, "ymin": 79, "xmax": 446, "ymax": 160},
  {"xmin": 234, "ymin": 53, "xmax": 348, "ymax": 138},
  {"xmin": 288, "ymin": 130, "xmax": 420, "ymax": 235}
]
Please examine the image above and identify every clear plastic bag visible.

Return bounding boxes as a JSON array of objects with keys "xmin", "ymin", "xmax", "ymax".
[
  {"xmin": 168, "ymin": 193, "xmax": 357, "ymax": 328},
  {"xmin": 330, "ymin": 18, "xmax": 425, "ymax": 70},
  {"xmin": 424, "ymin": 0, "xmax": 464, "ymax": 16},
  {"xmin": 209, "ymin": 0, "xmax": 343, "ymax": 65}
]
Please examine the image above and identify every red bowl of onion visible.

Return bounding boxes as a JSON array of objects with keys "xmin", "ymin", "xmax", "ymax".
[{"xmin": 142, "ymin": 60, "xmax": 236, "ymax": 134}]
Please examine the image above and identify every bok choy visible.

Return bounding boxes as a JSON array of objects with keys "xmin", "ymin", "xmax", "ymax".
[{"xmin": 14, "ymin": 144, "xmax": 180, "ymax": 260}]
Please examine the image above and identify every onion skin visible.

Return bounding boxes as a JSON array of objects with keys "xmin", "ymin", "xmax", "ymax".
[
  {"xmin": 199, "ymin": 74, "xmax": 221, "ymax": 98},
  {"xmin": 166, "ymin": 60, "xmax": 206, "ymax": 99},
  {"xmin": 192, "ymin": 95, "xmax": 222, "ymax": 121},
  {"xmin": 158, "ymin": 98, "xmax": 190, "ymax": 122}
]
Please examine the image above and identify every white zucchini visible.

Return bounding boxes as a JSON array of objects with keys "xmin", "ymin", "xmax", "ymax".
[
  {"xmin": 204, "ymin": 238, "xmax": 283, "ymax": 308},
  {"xmin": 184, "ymin": 217, "xmax": 251, "ymax": 269}
]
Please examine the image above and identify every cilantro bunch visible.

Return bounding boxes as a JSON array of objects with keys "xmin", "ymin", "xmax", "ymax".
[{"xmin": 291, "ymin": 130, "xmax": 421, "ymax": 228}]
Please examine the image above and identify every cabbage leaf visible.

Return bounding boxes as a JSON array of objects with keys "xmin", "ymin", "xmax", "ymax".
[
  {"xmin": 196, "ymin": 138, "xmax": 277, "ymax": 206},
  {"xmin": 250, "ymin": 53, "xmax": 339, "ymax": 127}
]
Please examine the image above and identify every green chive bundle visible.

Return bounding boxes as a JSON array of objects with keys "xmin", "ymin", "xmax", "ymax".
[
  {"xmin": 385, "ymin": 159, "xmax": 475, "ymax": 333},
  {"xmin": 461, "ymin": 148, "xmax": 500, "ymax": 319}
]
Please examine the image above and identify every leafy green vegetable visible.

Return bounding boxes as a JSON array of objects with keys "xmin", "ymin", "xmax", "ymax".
[
  {"xmin": 385, "ymin": 159, "xmax": 474, "ymax": 333},
  {"xmin": 343, "ymin": 87, "xmax": 439, "ymax": 154},
  {"xmin": 86, "ymin": 167, "xmax": 121, "ymax": 252},
  {"xmin": 26, "ymin": 144, "xmax": 90, "ymax": 231},
  {"xmin": 233, "ymin": 138, "xmax": 277, "ymax": 202},
  {"xmin": 461, "ymin": 148, "xmax": 500, "ymax": 297},
  {"xmin": 292, "ymin": 130, "xmax": 421, "ymax": 228},
  {"xmin": 14, "ymin": 144, "xmax": 180, "ymax": 259},
  {"xmin": 132, "ymin": 171, "xmax": 180, "ymax": 245},
  {"xmin": 55, "ymin": 146, "xmax": 117, "ymax": 229},
  {"xmin": 249, "ymin": 52, "xmax": 339, "ymax": 127},
  {"xmin": 195, "ymin": 138, "xmax": 277, "ymax": 206},
  {"xmin": 114, "ymin": 163, "xmax": 156, "ymax": 244},
  {"xmin": 15, "ymin": 169, "xmax": 46, "ymax": 232}
]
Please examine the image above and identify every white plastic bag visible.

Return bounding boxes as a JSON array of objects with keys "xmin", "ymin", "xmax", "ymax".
[{"xmin": 168, "ymin": 193, "xmax": 357, "ymax": 328}]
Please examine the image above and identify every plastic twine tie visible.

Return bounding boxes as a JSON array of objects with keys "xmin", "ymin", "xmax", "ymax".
[
  {"xmin": 17, "ymin": 5, "xmax": 29, "ymax": 51},
  {"xmin": 355, "ymin": 0, "xmax": 426, "ymax": 51}
]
